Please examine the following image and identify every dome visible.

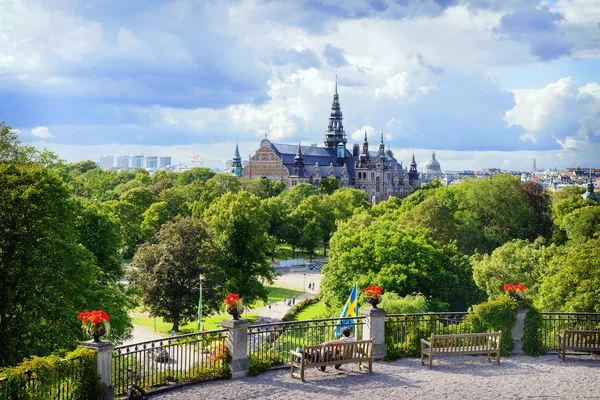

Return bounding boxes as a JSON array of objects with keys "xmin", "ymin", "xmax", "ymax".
[{"xmin": 426, "ymin": 151, "xmax": 441, "ymax": 173}]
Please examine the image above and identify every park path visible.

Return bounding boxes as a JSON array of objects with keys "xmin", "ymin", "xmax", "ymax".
[{"xmin": 124, "ymin": 271, "xmax": 322, "ymax": 344}]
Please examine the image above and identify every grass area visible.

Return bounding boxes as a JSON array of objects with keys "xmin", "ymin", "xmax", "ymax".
[
  {"xmin": 292, "ymin": 300, "xmax": 326, "ymax": 321},
  {"xmin": 261, "ymin": 286, "xmax": 304, "ymax": 304},
  {"xmin": 131, "ymin": 313, "xmax": 260, "ymax": 336},
  {"xmin": 269, "ymin": 244, "xmax": 326, "ymax": 262}
]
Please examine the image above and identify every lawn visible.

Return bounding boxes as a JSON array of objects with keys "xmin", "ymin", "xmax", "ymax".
[
  {"xmin": 292, "ymin": 300, "xmax": 326, "ymax": 321},
  {"xmin": 131, "ymin": 313, "xmax": 260, "ymax": 336}
]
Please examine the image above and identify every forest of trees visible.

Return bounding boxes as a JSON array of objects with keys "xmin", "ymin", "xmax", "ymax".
[{"xmin": 1, "ymin": 120, "xmax": 599, "ymax": 367}]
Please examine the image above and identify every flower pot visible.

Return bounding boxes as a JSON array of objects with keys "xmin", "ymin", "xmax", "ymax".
[
  {"xmin": 227, "ymin": 305, "xmax": 243, "ymax": 320},
  {"xmin": 366, "ymin": 296, "xmax": 381, "ymax": 309},
  {"xmin": 92, "ymin": 326, "xmax": 107, "ymax": 343}
]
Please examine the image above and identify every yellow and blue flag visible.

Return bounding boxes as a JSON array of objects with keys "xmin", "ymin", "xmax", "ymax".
[{"xmin": 335, "ymin": 284, "xmax": 358, "ymax": 337}]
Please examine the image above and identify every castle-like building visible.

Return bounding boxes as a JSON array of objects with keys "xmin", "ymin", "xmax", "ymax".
[{"xmin": 232, "ymin": 79, "xmax": 420, "ymax": 202}]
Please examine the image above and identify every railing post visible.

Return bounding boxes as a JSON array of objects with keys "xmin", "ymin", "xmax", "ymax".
[
  {"xmin": 511, "ymin": 306, "xmax": 528, "ymax": 355},
  {"xmin": 220, "ymin": 319, "xmax": 250, "ymax": 379},
  {"xmin": 80, "ymin": 340, "xmax": 114, "ymax": 400},
  {"xmin": 361, "ymin": 307, "xmax": 387, "ymax": 359}
]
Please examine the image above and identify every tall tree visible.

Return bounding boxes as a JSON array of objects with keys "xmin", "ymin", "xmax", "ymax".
[
  {"xmin": 0, "ymin": 164, "xmax": 130, "ymax": 366},
  {"xmin": 203, "ymin": 191, "xmax": 274, "ymax": 306},
  {"xmin": 129, "ymin": 219, "xmax": 219, "ymax": 331}
]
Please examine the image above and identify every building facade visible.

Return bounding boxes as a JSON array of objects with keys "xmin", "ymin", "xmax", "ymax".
[
  {"xmin": 132, "ymin": 155, "xmax": 144, "ymax": 168},
  {"xmin": 117, "ymin": 155, "xmax": 130, "ymax": 169},
  {"xmin": 239, "ymin": 80, "xmax": 420, "ymax": 202},
  {"xmin": 99, "ymin": 155, "xmax": 114, "ymax": 169},
  {"xmin": 146, "ymin": 156, "xmax": 158, "ymax": 169}
]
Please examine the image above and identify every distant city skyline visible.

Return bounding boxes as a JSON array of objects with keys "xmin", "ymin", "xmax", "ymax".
[{"xmin": 2, "ymin": 1, "xmax": 599, "ymax": 171}]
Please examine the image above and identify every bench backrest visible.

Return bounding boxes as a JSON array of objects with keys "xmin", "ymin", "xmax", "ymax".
[
  {"xmin": 563, "ymin": 330, "xmax": 600, "ymax": 346},
  {"xmin": 431, "ymin": 331, "xmax": 502, "ymax": 350},
  {"xmin": 301, "ymin": 339, "xmax": 373, "ymax": 363}
]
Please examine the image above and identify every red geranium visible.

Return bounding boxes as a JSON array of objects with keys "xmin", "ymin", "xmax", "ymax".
[
  {"xmin": 225, "ymin": 293, "xmax": 242, "ymax": 307},
  {"xmin": 364, "ymin": 285, "xmax": 383, "ymax": 298},
  {"xmin": 78, "ymin": 310, "xmax": 110, "ymax": 334},
  {"xmin": 503, "ymin": 283, "xmax": 527, "ymax": 293}
]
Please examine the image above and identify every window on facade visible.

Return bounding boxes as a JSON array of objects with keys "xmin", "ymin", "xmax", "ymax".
[
  {"xmin": 387, "ymin": 173, "xmax": 391, "ymax": 181},
  {"xmin": 371, "ymin": 172, "xmax": 375, "ymax": 180},
  {"xmin": 376, "ymin": 176, "xmax": 381, "ymax": 193}
]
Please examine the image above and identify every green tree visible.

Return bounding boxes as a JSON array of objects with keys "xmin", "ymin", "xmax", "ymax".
[
  {"xmin": 120, "ymin": 187, "xmax": 155, "ymax": 212},
  {"xmin": 471, "ymin": 238, "xmax": 562, "ymax": 299},
  {"xmin": 75, "ymin": 201, "xmax": 123, "ymax": 280},
  {"xmin": 203, "ymin": 191, "xmax": 274, "ymax": 306},
  {"xmin": 74, "ymin": 168, "xmax": 119, "ymax": 201},
  {"xmin": 535, "ymin": 238, "xmax": 600, "ymax": 312},
  {"xmin": 140, "ymin": 201, "xmax": 171, "ymax": 241},
  {"xmin": 550, "ymin": 185, "xmax": 585, "ymax": 205},
  {"xmin": 175, "ymin": 167, "xmax": 215, "ymax": 186},
  {"xmin": 563, "ymin": 206, "xmax": 600, "ymax": 242},
  {"xmin": 0, "ymin": 164, "xmax": 130, "ymax": 366},
  {"xmin": 0, "ymin": 121, "xmax": 37, "ymax": 164},
  {"xmin": 129, "ymin": 219, "xmax": 219, "ymax": 331},
  {"xmin": 103, "ymin": 200, "xmax": 143, "ymax": 257},
  {"xmin": 318, "ymin": 177, "xmax": 340, "ymax": 195},
  {"xmin": 242, "ymin": 177, "xmax": 286, "ymax": 199}
]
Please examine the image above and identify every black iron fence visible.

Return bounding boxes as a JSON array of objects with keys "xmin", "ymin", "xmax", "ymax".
[
  {"xmin": 247, "ymin": 316, "xmax": 366, "ymax": 368},
  {"xmin": 540, "ymin": 312, "xmax": 600, "ymax": 351},
  {"xmin": 112, "ymin": 329, "xmax": 228, "ymax": 397},
  {"xmin": 385, "ymin": 313, "xmax": 470, "ymax": 357},
  {"xmin": 0, "ymin": 357, "xmax": 88, "ymax": 399}
]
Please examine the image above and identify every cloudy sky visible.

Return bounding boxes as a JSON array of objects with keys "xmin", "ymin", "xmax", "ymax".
[{"xmin": 1, "ymin": 0, "xmax": 599, "ymax": 171}]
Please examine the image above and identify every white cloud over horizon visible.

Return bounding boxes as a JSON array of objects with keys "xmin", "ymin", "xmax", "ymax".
[{"xmin": 1, "ymin": 0, "xmax": 599, "ymax": 169}]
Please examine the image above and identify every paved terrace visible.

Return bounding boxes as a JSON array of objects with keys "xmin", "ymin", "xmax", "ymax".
[{"xmin": 150, "ymin": 354, "xmax": 600, "ymax": 400}]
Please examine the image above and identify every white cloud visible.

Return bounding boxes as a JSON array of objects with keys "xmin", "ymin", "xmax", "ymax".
[
  {"xmin": 351, "ymin": 125, "xmax": 377, "ymax": 141},
  {"xmin": 30, "ymin": 127, "xmax": 54, "ymax": 139},
  {"xmin": 375, "ymin": 72, "xmax": 410, "ymax": 100},
  {"xmin": 506, "ymin": 77, "xmax": 600, "ymax": 147}
]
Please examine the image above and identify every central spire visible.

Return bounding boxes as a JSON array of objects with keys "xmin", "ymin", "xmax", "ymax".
[{"xmin": 324, "ymin": 75, "xmax": 347, "ymax": 150}]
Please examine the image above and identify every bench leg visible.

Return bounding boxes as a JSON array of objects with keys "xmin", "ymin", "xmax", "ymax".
[
  {"xmin": 291, "ymin": 362, "xmax": 295, "ymax": 378},
  {"xmin": 301, "ymin": 365, "xmax": 305, "ymax": 382},
  {"xmin": 358, "ymin": 361, "xmax": 362, "ymax": 371},
  {"xmin": 429, "ymin": 354, "xmax": 433, "ymax": 369},
  {"xmin": 421, "ymin": 351, "xmax": 425, "ymax": 366},
  {"xmin": 487, "ymin": 353, "xmax": 491, "ymax": 362},
  {"xmin": 369, "ymin": 359, "xmax": 373, "ymax": 373},
  {"xmin": 562, "ymin": 348, "xmax": 566, "ymax": 362},
  {"xmin": 496, "ymin": 351, "xmax": 500, "ymax": 364}
]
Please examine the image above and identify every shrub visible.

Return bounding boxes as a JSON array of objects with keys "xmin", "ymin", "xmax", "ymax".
[
  {"xmin": 522, "ymin": 306, "xmax": 547, "ymax": 356},
  {"xmin": 380, "ymin": 293, "xmax": 429, "ymax": 314},
  {"xmin": 248, "ymin": 354, "xmax": 286, "ymax": 377},
  {"xmin": 461, "ymin": 295, "xmax": 517, "ymax": 356},
  {"xmin": 281, "ymin": 297, "xmax": 320, "ymax": 322},
  {"xmin": 0, "ymin": 347, "xmax": 101, "ymax": 399}
]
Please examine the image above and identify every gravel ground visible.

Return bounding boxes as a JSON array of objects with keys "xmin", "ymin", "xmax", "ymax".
[{"xmin": 149, "ymin": 354, "xmax": 600, "ymax": 400}]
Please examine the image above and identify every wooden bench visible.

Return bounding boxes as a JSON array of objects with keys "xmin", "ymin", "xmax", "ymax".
[
  {"xmin": 420, "ymin": 331, "xmax": 502, "ymax": 369},
  {"xmin": 558, "ymin": 330, "xmax": 600, "ymax": 362},
  {"xmin": 290, "ymin": 339, "xmax": 373, "ymax": 381}
]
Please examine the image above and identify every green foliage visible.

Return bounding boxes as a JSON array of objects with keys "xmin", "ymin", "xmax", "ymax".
[
  {"xmin": 175, "ymin": 167, "xmax": 215, "ymax": 186},
  {"xmin": 248, "ymin": 354, "xmax": 285, "ymax": 376},
  {"xmin": 380, "ymin": 293, "xmax": 429, "ymax": 314},
  {"xmin": 317, "ymin": 177, "xmax": 340, "ymax": 195},
  {"xmin": 461, "ymin": 295, "xmax": 517, "ymax": 356},
  {"xmin": 563, "ymin": 205, "xmax": 600, "ymax": 242},
  {"xmin": 471, "ymin": 238, "xmax": 562, "ymax": 299},
  {"xmin": 321, "ymin": 211, "xmax": 482, "ymax": 315},
  {"xmin": 535, "ymin": 238, "xmax": 600, "ymax": 312},
  {"xmin": 0, "ymin": 164, "xmax": 130, "ymax": 366},
  {"xmin": 281, "ymin": 297, "xmax": 320, "ymax": 322},
  {"xmin": 0, "ymin": 347, "xmax": 101, "ymax": 399},
  {"xmin": 551, "ymin": 185, "xmax": 585, "ymax": 204},
  {"xmin": 140, "ymin": 201, "xmax": 171, "ymax": 241},
  {"xmin": 0, "ymin": 121, "xmax": 39, "ymax": 164},
  {"xmin": 522, "ymin": 307, "xmax": 547, "ymax": 356},
  {"xmin": 242, "ymin": 177, "xmax": 285, "ymax": 199},
  {"xmin": 203, "ymin": 191, "xmax": 275, "ymax": 307},
  {"xmin": 129, "ymin": 219, "xmax": 219, "ymax": 332}
]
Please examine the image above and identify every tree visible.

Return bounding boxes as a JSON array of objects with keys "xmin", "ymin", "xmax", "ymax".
[
  {"xmin": 120, "ymin": 187, "xmax": 155, "ymax": 212},
  {"xmin": 103, "ymin": 200, "xmax": 144, "ymax": 257},
  {"xmin": 278, "ymin": 183, "xmax": 316, "ymax": 208},
  {"xmin": 0, "ymin": 121, "xmax": 37, "ymax": 164},
  {"xmin": 318, "ymin": 177, "xmax": 340, "ymax": 195},
  {"xmin": 202, "ymin": 191, "xmax": 274, "ymax": 306},
  {"xmin": 76, "ymin": 201, "xmax": 123, "ymax": 280},
  {"xmin": 471, "ymin": 238, "xmax": 562, "ymax": 299},
  {"xmin": 175, "ymin": 167, "xmax": 215, "ymax": 186},
  {"xmin": 242, "ymin": 177, "xmax": 285, "ymax": 199},
  {"xmin": 129, "ymin": 219, "xmax": 219, "ymax": 331},
  {"xmin": 140, "ymin": 201, "xmax": 171, "ymax": 241},
  {"xmin": 535, "ymin": 238, "xmax": 600, "ymax": 312},
  {"xmin": 563, "ymin": 206, "xmax": 600, "ymax": 242},
  {"xmin": 0, "ymin": 164, "xmax": 130, "ymax": 366}
]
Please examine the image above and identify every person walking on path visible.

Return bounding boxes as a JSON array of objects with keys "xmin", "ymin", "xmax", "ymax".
[{"xmin": 283, "ymin": 296, "xmax": 286, "ymax": 305}]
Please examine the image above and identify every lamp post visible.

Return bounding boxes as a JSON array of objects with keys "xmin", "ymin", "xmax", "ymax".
[
  {"xmin": 303, "ymin": 273, "xmax": 306, "ymax": 293},
  {"xmin": 196, "ymin": 275, "xmax": 203, "ymax": 331}
]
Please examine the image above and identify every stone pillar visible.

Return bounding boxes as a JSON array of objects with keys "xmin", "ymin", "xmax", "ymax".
[
  {"xmin": 80, "ymin": 340, "xmax": 114, "ymax": 400},
  {"xmin": 511, "ymin": 307, "xmax": 528, "ymax": 355},
  {"xmin": 220, "ymin": 319, "xmax": 250, "ymax": 379},
  {"xmin": 361, "ymin": 307, "xmax": 387, "ymax": 359}
]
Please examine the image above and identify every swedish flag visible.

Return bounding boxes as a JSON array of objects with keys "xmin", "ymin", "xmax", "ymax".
[{"xmin": 335, "ymin": 284, "xmax": 358, "ymax": 337}]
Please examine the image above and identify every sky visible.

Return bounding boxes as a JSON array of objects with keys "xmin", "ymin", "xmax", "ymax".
[{"xmin": 1, "ymin": 0, "xmax": 599, "ymax": 171}]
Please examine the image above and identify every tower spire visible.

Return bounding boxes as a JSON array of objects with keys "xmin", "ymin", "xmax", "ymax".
[
  {"xmin": 335, "ymin": 73, "xmax": 338, "ymax": 96},
  {"xmin": 324, "ymin": 76, "xmax": 346, "ymax": 150}
]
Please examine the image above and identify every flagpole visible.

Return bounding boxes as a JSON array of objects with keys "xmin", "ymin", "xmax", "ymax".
[{"xmin": 196, "ymin": 275, "xmax": 203, "ymax": 331}]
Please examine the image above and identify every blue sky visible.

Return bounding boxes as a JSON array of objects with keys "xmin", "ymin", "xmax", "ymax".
[{"xmin": 1, "ymin": 0, "xmax": 599, "ymax": 170}]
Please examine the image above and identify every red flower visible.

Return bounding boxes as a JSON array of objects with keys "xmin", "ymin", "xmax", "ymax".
[
  {"xmin": 364, "ymin": 284, "xmax": 383, "ymax": 298},
  {"xmin": 503, "ymin": 283, "xmax": 527, "ymax": 294},
  {"xmin": 77, "ymin": 310, "xmax": 110, "ymax": 335},
  {"xmin": 225, "ymin": 293, "xmax": 242, "ymax": 307}
]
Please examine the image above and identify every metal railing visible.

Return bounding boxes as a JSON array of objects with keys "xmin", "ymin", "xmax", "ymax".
[
  {"xmin": 112, "ymin": 329, "xmax": 228, "ymax": 397},
  {"xmin": 247, "ymin": 316, "xmax": 366, "ymax": 367},
  {"xmin": 0, "ymin": 357, "xmax": 87, "ymax": 399},
  {"xmin": 385, "ymin": 312, "xmax": 470, "ymax": 355},
  {"xmin": 540, "ymin": 312, "xmax": 600, "ymax": 351}
]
